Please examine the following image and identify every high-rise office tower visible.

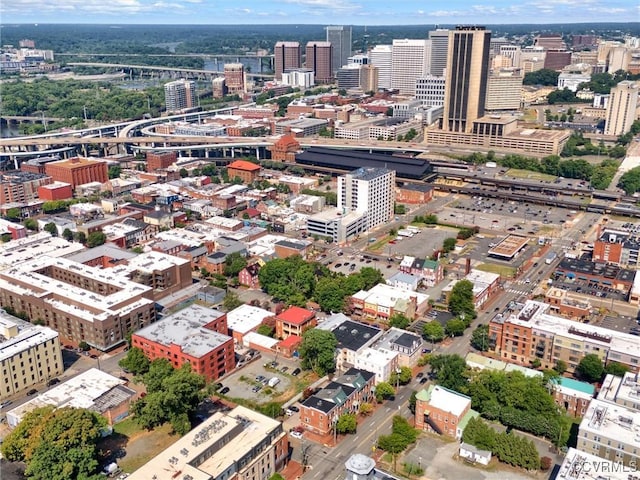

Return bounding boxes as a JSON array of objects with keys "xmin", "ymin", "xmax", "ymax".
[
  {"xmin": 164, "ymin": 79, "xmax": 197, "ymax": 112},
  {"xmin": 416, "ymin": 76, "xmax": 446, "ymax": 107},
  {"xmin": 224, "ymin": 63, "xmax": 246, "ymax": 95},
  {"xmin": 370, "ymin": 45, "xmax": 392, "ymax": 90},
  {"xmin": 428, "ymin": 29, "xmax": 449, "ymax": 76},
  {"xmin": 337, "ymin": 167, "xmax": 395, "ymax": 231},
  {"xmin": 326, "ymin": 26, "xmax": 352, "ymax": 74},
  {"xmin": 274, "ymin": 41, "xmax": 301, "ymax": 80},
  {"xmin": 306, "ymin": 41, "xmax": 333, "ymax": 84},
  {"xmin": 443, "ymin": 26, "xmax": 491, "ymax": 133},
  {"xmin": 391, "ymin": 39, "xmax": 431, "ymax": 96},
  {"xmin": 485, "ymin": 69, "xmax": 524, "ymax": 111},
  {"xmin": 605, "ymin": 81, "xmax": 639, "ymax": 136},
  {"xmin": 360, "ymin": 64, "xmax": 379, "ymax": 93}
]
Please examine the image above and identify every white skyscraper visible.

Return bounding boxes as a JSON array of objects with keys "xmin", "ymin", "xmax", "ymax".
[
  {"xmin": 337, "ymin": 167, "xmax": 395, "ymax": 231},
  {"xmin": 164, "ymin": 79, "xmax": 197, "ymax": 112},
  {"xmin": 605, "ymin": 81, "xmax": 639, "ymax": 136},
  {"xmin": 391, "ymin": 39, "xmax": 431, "ymax": 95},
  {"xmin": 370, "ymin": 45, "xmax": 393, "ymax": 90},
  {"xmin": 416, "ymin": 76, "xmax": 446, "ymax": 107}
]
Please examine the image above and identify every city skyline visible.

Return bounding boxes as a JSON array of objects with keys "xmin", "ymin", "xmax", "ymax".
[{"xmin": 1, "ymin": 0, "xmax": 638, "ymax": 25}]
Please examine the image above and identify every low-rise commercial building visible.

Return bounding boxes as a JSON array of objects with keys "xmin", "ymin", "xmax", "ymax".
[
  {"xmin": 128, "ymin": 405, "xmax": 289, "ymax": 480},
  {"xmin": 306, "ymin": 209, "xmax": 367, "ymax": 244},
  {"xmin": 350, "ymin": 284, "xmax": 429, "ymax": 321},
  {"xmin": 227, "ymin": 160, "xmax": 262, "ymax": 184},
  {"xmin": 0, "ymin": 310, "xmax": 63, "ymax": 401},
  {"xmin": 132, "ymin": 305, "xmax": 234, "ymax": 381},
  {"xmin": 275, "ymin": 306, "xmax": 316, "ymax": 340},
  {"xmin": 6, "ymin": 368, "xmax": 135, "ymax": 428},
  {"xmin": 442, "ymin": 269, "xmax": 501, "ymax": 310}
]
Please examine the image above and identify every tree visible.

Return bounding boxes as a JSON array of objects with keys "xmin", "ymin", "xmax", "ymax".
[
  {"xmin": 462, "ymin": 416, "xmax": 496, "ymax": 451},
  {"xmin": 74, "ymin": 231, "xmax": 87, "ymax": 244},
  {"xmin": 224, "ymin": 252, "xmax": 248, "ymax": 277},
  {"xmin": 389, "ymin": 366, "xmax": 413, "ymax": 386},
  {"xmin": 299, "ymin": 329, "xmax": 337, "ymax": 376},
  {"xmin": 429, "ymin": 354, "xmax": 468, "ymax": 393},
  {"xmin": 223, "ymin": 291, "xmax": 243, "ymax": 311},
  {"xmin": 445, "ymin": 318, "xmax": 466, "ymax": 337},
  {"xmin": 1, "ymin": 406, "xmax": 106, "ymax": 480},
  {"xmin": 388, "ymin": 313, "xmax": 410, "ymax": 330},
  {"xmin": 442, "ymin": 237, "xmax": 457, "ymax": 253},
  {"xmin": 86, "ymin": 231, "xmax": 106, "ymax": 248},
  {"xmin": 179, "ymin": 168, "xmax": 189, "ymax": 178},
  {"xmin": 470, "ymin": 324, "xmax": 490, "ymax": 351},
  {"xmin": 336, "ymin": 413, "xmax": 357, "ymax": 434},
  {"xmin": 256, "ymin": 324, "xmax": 275, "ymax": 337},
  {"xmin": 374, "ymin": 381, "xmax": 395, "ymax": 402},
  {"xmin": 604, "ymin": 362, "xmax": 629, "ymax": 377},
  {"xmin": 408, "ymin": 390, "xmax": 417, "ymax": 414},
  {"xmin": 24, "ymin": 218, "xmax": 38, "ymax": 231},
  {"xmin": 523, "ymin": 69, "xmax": 560, "ymax": 86},
  {"xmin": 618, "ymin": 166, "xmax": 640, "ymax": 195},
  {"xmin": 576, "ymin": 354, "xmax": 604, "ymax": 382},
  {"xmin": 359, "ymin": 402, "xmax": 374, "ymax": 416},
  {"xmin": 4, "ymin": 208, "xmax": 21, "ymax": 221},
  {"xmin": 108, "ymin": 165, "xmax": 122, "ymax": 179},
  {"xmin": 448, "ymin": 279, "xmax": 477, "ymax": 321},
  {"xmin": 555, "ymin": 360, "xmax": 568, "ymax": 375},
  {"xmin": 44, "ymin": 222, "xmax": 58, "ymax": 237},
  {"xmin": 78, "ymin": 341, "xmax": 90, "ymax": 351},
  {"xmin": 61, "ymin": 228, "xmax": 74, "ymax": 241},
  {"xmin": 422, "ymin": 321, "xmax": 445, "ymax": 343},
  {"xmin": 377, "ymin": 433, "xmax": 407, "ymax": 471},
  {"xmin": 119, "ymin": 347, "xmax": 150, "ymax": 376}
]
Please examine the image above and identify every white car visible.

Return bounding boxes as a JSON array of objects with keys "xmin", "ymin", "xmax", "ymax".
[{"xmin": 290, "ymin": 430, "xmax": 303, "ymax": 439}]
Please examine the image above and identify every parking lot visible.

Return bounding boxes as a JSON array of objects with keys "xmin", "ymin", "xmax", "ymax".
[{"xmin": 217, "ymin": 351, "xmax": 309, "ymax": 406}]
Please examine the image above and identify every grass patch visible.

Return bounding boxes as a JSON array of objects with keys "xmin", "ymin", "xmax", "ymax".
[
  {"xmin": 475, "ymin": 263, "xmax": 517, "ymax": 279},
  {"xmin": 113, "ymin": 417, "xmax": 142, "ymax": 437},
  {"xmin": 118, "ymin": 423, "xmax": 177, "ymax": 473},
  {"xmin": 504, "ymin": 168, "xmax": 556, "ymax": 182}
]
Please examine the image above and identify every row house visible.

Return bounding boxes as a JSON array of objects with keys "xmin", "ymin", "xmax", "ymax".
[
  {"xmin": 300, "ymin": 368, "xmax": 376, "ymax": 435},
  {"xmin": 398, "ymin": 256, "xmax": 444, "ymax": 287},
  {"xmin": 238, "ymin": 263, "xmax": 261, "ymax": 289}
]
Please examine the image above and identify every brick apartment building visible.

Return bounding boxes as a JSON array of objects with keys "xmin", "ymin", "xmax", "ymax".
[
  {"xmin": 146, "ymin": 151, "xmax": 177, "ymax": 172},
  {"xmin": 132, "ymin": 304, "xmax": 234, "ymax": 381},
  {"xmin": 300, "ymin": 368, "xmax": 375, "ymax": 435},
  {"xmin": 395, "ymin": 184, "xmax": 434, "ymax": 204},
  {"xmin": 1, "ymin": 172, "xmax": 52, "ymax": 204},
  {"xmin": 238, "ymin": 263, "xmax": 260, "ymax": 289},
  {"xmin": 44, "ymin": 157, "xmax": 108, "ymax": 188},
  {"xmin": 415, "ymin": 384, "xmax": 476, "ymax": 439},
  {"xmin": 275, "ymin": 306, "xmax": 317, "ymax": 340},
  {"xmin": 227, "ymin": 160, "xmax": 261, "ymax": 184}
]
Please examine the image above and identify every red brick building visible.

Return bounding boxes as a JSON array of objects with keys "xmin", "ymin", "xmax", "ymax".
[
  {"xmin": 275, "ymin": 335, "xmax": 302, "ymax": 358},
  {"xmin": 275, "ymin": 306, "xmax": 317, "ymax": 340},
  {"xmin": 238, "ymin": 263, "xmax": 261, "ymax": 289},
  {"xmin": 227, "ymin": 160, "xmax": 261, "ymax": 184},
  {"xmin": 268, "ymin": 135, "xmax": 301, "ymax": 162},
  {"xmin": 300, "ymin": 369, "xmax": 375, "ymax": 435},
  {"xmin": 132, "ymin": 304, "xmax": 234, "ymax": 381},
  {"xmin": 395, "ymin": 184, "xmax": 434, "ymax": 204},
  {"xmin": 37, "ymin": 181, "xmax": 73, "ymax": 201},
  {"xmin": 146, "ymin": 151, "xmax": 177, "ymax": 172},
  {"xmin": 415, "ymin": 385, "xmax": 474, "ymax": 439},
  {"xmin": 44, "ymin": 157, "xmax": 108, "ymax": 188}
]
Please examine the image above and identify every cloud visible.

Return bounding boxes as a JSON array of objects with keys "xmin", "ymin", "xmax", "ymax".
[
  {"xmin": 0, "ymin": 0, "xmax": 198, "ymax": 14},
  {"xmin": 281, "ymin": 0, "xmax": 361, "ymax": 12}
]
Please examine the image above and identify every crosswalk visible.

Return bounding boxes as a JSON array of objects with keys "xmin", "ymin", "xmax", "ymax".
[{"xmin": 505, "ymin": 287, "xmax": 531, "ymax": 296}]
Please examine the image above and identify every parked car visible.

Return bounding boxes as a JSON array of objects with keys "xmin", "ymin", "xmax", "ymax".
[
  {"xmin": 26, "ymin": 389, "xmax": 38, "ymax": 396},
  {"xmin": 288, "ymin": 405, "xmax": 300, "ymax": 412},
  {"xmin": 220, "ymin": 386, "xmax": 230, "ymax": 395},
  {"xmin": 290, "ymin": 430, "xmax": 303, "ymax": 439},
  {"xmin": 291, "ymin": 368, "xmax": 301, "ymax": 376},
  {"xmin": 47, "ymin": 378, "xmax": 60, "ymax": 387},
  {"xmin": 416, "ymin": 372, "xmax": 424, "ymax": 378},
  {"xmin": 419, "ymin": 377, "xmax": 428, "ymax": 384}
]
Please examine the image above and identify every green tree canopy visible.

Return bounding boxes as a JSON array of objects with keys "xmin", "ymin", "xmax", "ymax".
[
  {"xmin": 442, "ymin": 237, "xmax": 457, "ymax": 253},
  {"xmin": 224, "ymin": 252, "xmax": 248, "ymax": 277},
  {"xmin": 86, "ymin": 231, "xmax": 106, "ymax": 247},
  {"xmin": 422, "ymin": 320, "xmax": 445, "ymax": 343},
  {"xmin": 619, "ymin": 166, "xmax": 640, "ymax": 195},
  {"xmin": 523, "ymin": 69, "xmax": 560, "ymax": 86},
  {"xmin": 576, "ymin": 354, "xmax": 604, "ymax": 383},
  {"xmin": 448, "ymin": 280, "xmax": 477, "ymax": 321},
  {"xmin": 23, "ymin": 218, "xmax": 38, "ymax": 231},
  {"xmin": 445, "ymin": 318, "xmax": 466, "ymax": 337},
  {"xmin": 223, "ymin": 291, "xmax": 243, "ymax": 311},
  {"xmin": 470, "ymin": 324, "xmax": 490, "ymax": 351},
  {"xmin": 1, "ymin": 406, "xmax": 107, "ymax": 480},
  {"xmin": 429, "ymin": 354, "xmax": 468, "ymax": 393},
  {"xmin": 43, "ymin": 222, "xmax": 58, "ymax": 237},
  {"xmin": 118, "ymin": 347, "xmax": 150, "ymax": 376},
  {"xmin": 256, "ymin": 324, "xmax": 275, "ymax": 337},
  {"xmin": 604, "ymin": 362, "xmax": 629, "ymax": 377},
  {"xmin": 336, "ymin": 413, "xmax": 357, "ymax": 434},
  {"xmin": 389, "ymin": 366, "xmax": 413, "ymax": 386},
  {"xmin": 299, "ymin": 329, "xmax": 337, "ymax": 376},
  {"xmin": 374, "ymin": 381, "xmax": 396, "ymax": 402},
  {"xmin": 388, "ymin": 313, "xmax": 410, "ymax": 330}
]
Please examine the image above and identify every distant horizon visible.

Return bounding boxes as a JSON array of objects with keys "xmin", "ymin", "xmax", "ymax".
[
  {"xmin": 1, "ymin": 0, "xmax": 639, "ymax": 26},
  {"xmin": 2, "ymin": 21, "xmax": 640, "ymax": 26}
]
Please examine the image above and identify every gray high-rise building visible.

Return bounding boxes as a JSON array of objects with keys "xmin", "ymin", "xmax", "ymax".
[
  {"xmin": 326, "ymin": 26, "xmax": 352, "ymax": 75},
  {"xmin": 428, "ymin": 29, "xmax": 449, "ymax": 76},
  {"xmin": 164, "ymin": 79, "xmax": 197, "ymax": 112},
  {"xmin": 443, "ymin": 26, "xmax": 491, "ymax": 133}
]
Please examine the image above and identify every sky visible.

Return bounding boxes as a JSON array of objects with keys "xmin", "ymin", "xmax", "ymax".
[{"xmin": 1, "ymin": 0, "xmax": 639, "ymax": 25}]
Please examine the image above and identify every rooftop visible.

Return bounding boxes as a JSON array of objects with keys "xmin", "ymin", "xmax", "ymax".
[
  {"xmin": 558, "ymin": 448, "xmax": 633, "ymax": 480},
  {"xmin": 331, "ymin": 319, "xmax": 382, "ymax": 352},
  {"xmin": 0, "ymin": 232, "xmax": 85, "ymax": 270},
  {"xmin": 488, "ymin": 234, "xmax": 529, "ymax": 258},
  {"xmin": 226, "ymin": 304, "xmax": 273, "ymax": 335},
  {"xmin": 228, "ymin": 160, "xmax": 261, "ymax": 172},
  {"xmin": 277, "ymin": 306, "xmax": 315, "ymax": 325},
  {"xmin": 129, "ymin": 405, "xmax": 283, "ymax": 480},
  {"xmin": 134, "ymin": 305, "xmax": 231, "ymax": 358},
  {"xmin": 598, "ymin": 372, "xmax": 640, "ymax": 409},
  {"xmin": 579, "ymin": 398, "xmax": 640, "ymax": 451},
  {"xmin": 348, "ymin": 166, "xmax": 393, "ymax": 181},
  {"xmin": 417, "ymin": 384, "xmax": 471, "ymax": 417}
]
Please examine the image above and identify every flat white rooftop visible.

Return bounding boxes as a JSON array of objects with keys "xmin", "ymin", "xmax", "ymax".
[
  {"xmin": 558, "ymin": 447, "xmax": 635, "ymax": 480},
  {"xmin": 134, "ymin": 304, "xmax": 230, "ymax": 358},
  {"xmin": 422, "ymin": 385, "xmax": 471, "ymax": 417},
  {"xmin": 129, "ymin": 405, "xmax": 283, "ymax": 480},
  {"xmin": 599, "ymin": 372, "xmax": 640, "ymax": 410},
  {"xmin": 352, "ymin": 283, "xmax": 428, "ymax": 309},
  {"xmin": 0, "ymin": 232, "xmax": 85, "ymax": 270},
  {"xmin": 226, "ymin": 304, "xmax": 273, "ymax": 335},
  {"xmin": 579, "ymin": 397, "xmax": 640, "ymax": 449}
]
